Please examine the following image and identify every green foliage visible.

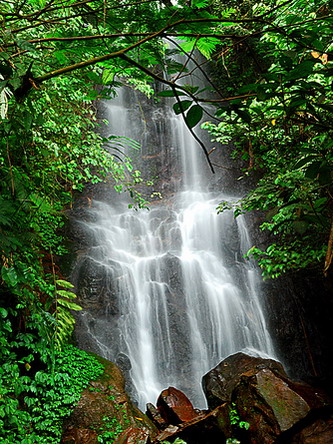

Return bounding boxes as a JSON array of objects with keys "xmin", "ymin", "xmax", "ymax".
[
  {"xmin": 0, "ymin": 344, "xmax": 104, "ymax": 443},
  {"xmin": 54, "ymin": 279, "xmax": 82, "ymax": 350},
  {"xmin": 1, "ymin": 2, "xmax": 333, "ymax": 441},
  {"xmin": 1, "ymin": 2, "xmax": 159, "ymax": 441},
  {"xmin": 203, "ymin": 0, "xmax": 333, "ymax": 277},
  {"xmin": 97, "ymin": 415, "xmax": 127, "ymax": 443},
  {"xmin": 96, "ymin": 402, "xmax": 131, "ymax": 443}
]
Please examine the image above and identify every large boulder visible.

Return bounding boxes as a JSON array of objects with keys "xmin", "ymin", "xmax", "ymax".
[
  {"xmin": 234, "ymin": 367, "xmax": 332, "ymax": 443},
  {"xmin": 202, "ymin": 352, "xmax": 287, "ymax": 409},
  {"xmin": 202, "ymin": 352, "xmax": 333, "ymax": 444},
  {"xmin": 289, "ymin": 415, "xmax": 333, "ymax": 443}
]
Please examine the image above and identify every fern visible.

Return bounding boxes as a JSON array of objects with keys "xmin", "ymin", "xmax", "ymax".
[{"xmin": 54, "ymin": 279, "xmax": 82, "ymax": 350}]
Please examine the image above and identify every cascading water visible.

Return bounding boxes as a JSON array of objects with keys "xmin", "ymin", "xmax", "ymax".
[{"xmin": 74, "ymin": 84, "xmax": 275, "ymax": 410}]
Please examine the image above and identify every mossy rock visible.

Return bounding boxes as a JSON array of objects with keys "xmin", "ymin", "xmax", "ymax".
[{"xmin": 61, "ymin": 353, "xmax": 157, "ymax": 443}]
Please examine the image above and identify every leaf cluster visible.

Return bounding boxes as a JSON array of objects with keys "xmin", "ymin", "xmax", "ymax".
[
  {"xmin": 203, "ymin": 0, "xmax": 333, "ymax": 277},
  {"xmin": 0, "ymin": 339, "xmax": 104, "ymax": 443}
]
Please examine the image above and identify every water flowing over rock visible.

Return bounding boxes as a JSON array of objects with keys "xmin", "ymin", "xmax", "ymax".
[{"xmin": 72, "ymin": 84, "xmax": 276, "ymax": 410}]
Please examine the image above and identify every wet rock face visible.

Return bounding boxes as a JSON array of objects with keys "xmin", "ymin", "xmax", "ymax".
[
  {"xmin": 202, "ymin": 352, "xmax": 287, "ymax": 409},
  {"xmin": 262, "ymin": 272, "xmax": 333, "ymax": 399}
]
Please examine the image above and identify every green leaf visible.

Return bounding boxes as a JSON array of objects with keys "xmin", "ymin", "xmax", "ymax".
[
  {"xmin": 56, "ymin": 279, "xmax": 74, "ymax": 289},
  {"xmin": 56, "ymin": 290, "xmax": 77, "ymax": 299},
  {"xmin": 173, "ymin": 100, "xmax": 193, "ymax": 115},
  {"xmin": 191, "ymin": 0, "xmax": 209, "ymax": 8},
  {"xmin": 286, "ymin": 60, "xmax": 316, "ymax": 81},
  {"xmin": 57, "ymin": 299, "xmax": 82, "ymax": 311},
  {"xmin": 102, "ymin": 69, "xmax": 115, "ymax": 85},
  {"xmin": 1, "ymin": 266, "xmax": 18, "ymax": 287},
  {"xmin": 0, "ymin": 307, "xmax": 8, "ymax": 318},
  {"xmin": 305, "ymin": 161, "xmax": 322, "ymax": 179},
  {"xmin": 157, "ymin": 89, "xmax": 186, "ymax": 97},
  {"xmin": 293, "ymin": 155, "xmax": 318, "ymax": 169},
  {"xmin": 233, "ymin": 107, "xmax": 252, "ymax": 123},
  {"xmin": 185, "ymin": 105, "xmax": 203, "ymax": 128},
  {"xmin": 316, "ymin": 103, "xmax": 333, "ymax": 113}
]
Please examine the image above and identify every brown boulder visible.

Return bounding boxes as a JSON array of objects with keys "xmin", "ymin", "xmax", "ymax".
[
  {"xmin": 156, "ymin": 386, "xmax": 198, "ymax": 424},
  {"xmin": 202, "ymin": 352, "xmax": 287, "ymax": 409},
  {"xmin": 61, "ymin": 428, "xmax": 98, "ymax": 444},
  {"xmin": 234, "ymin": 367, "xmax": 332, "ymax": 444}
]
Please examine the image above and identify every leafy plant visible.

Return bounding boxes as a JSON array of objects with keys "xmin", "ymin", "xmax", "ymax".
[
  {"xmin": 229, "ymin": 403, "xmax": 250, "ymax": 431},
  {"xmin": 0, "ymin": 345, "xmax": 104, "ymax": 443},
  {"xmin": 203, "ymin": 0, "xmax": 333, "ymax": 277}
]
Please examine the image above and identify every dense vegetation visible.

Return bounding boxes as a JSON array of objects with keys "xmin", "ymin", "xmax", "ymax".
[{"xmin": 0, "ymin": 0, "xmax": 332, "ymax": 441}]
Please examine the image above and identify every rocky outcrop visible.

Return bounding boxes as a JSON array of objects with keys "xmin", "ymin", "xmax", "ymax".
[
  {"xmin": 203, "ymin": 352, "xmax": 333, "ymax": 444},
  {"xmin": 145, "ymin": 353, "xmax": 333, "ymax": 444},
  {"xmin": 61, "ymin": 351, "xmax": 333, "ymax": 444},
  {"xmin": 61, "ymin": 354, "xmax": 157, "ymax": 444}
]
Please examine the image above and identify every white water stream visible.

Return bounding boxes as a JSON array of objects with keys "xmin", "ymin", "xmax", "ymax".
[{"xmin": 75, "ymin": 86, "xmax": 275, "ymax": 410}]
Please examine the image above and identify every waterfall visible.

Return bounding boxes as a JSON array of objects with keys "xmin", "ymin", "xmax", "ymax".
[{"xmin": 74, "ymin": 84, "xmax": 275, "ymax": 410}]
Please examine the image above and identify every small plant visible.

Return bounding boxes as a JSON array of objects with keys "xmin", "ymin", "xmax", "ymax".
[
  {"xmin": 97, "ymin": 415, "xmax": 125, "ymax": 443},
  {"xmin": 229, "ymin": 403, "xmax": 250, "ymax": 431}
]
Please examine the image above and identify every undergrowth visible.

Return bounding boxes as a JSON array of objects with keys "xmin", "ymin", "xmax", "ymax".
[{"xmin": 0, "ymin": 344, "xmax": 104, "ymax": 444}]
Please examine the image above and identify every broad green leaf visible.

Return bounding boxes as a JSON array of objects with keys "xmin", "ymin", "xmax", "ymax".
[
  {"xmin": 173, "ymin": 100, "xmax": 193, "ymax": 115},
  {"xmin": 102, "ymin": 69, "xmax": 115, "ymax": 85},
  {"xmin": 0, "ymin": 307, "xmax": 8, "ymax": 318},
  {"xmin": 1, "ymin": 266, "xmax": 18, "ymax": 287},
  {"xmin": 192, "ymin": 0, "xmax": 209, "ymax": 8},
  {"xmin": 305, "ymin": 161, "xmax": 322, "ymax": 179},
  {"xmin": 185, "ymin": 105, "xmax": 203, "ymax": 128},
  {"xmin": 293, "ymin": 156, "xmax": 318, "ymax": 169},
  {"xmin": 158, "ymin": 89, "xmax": 186, "ymax": 97},
  {"xmin": 286, "ymin": 60, "xmax": 316, "ymax": 81}
]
